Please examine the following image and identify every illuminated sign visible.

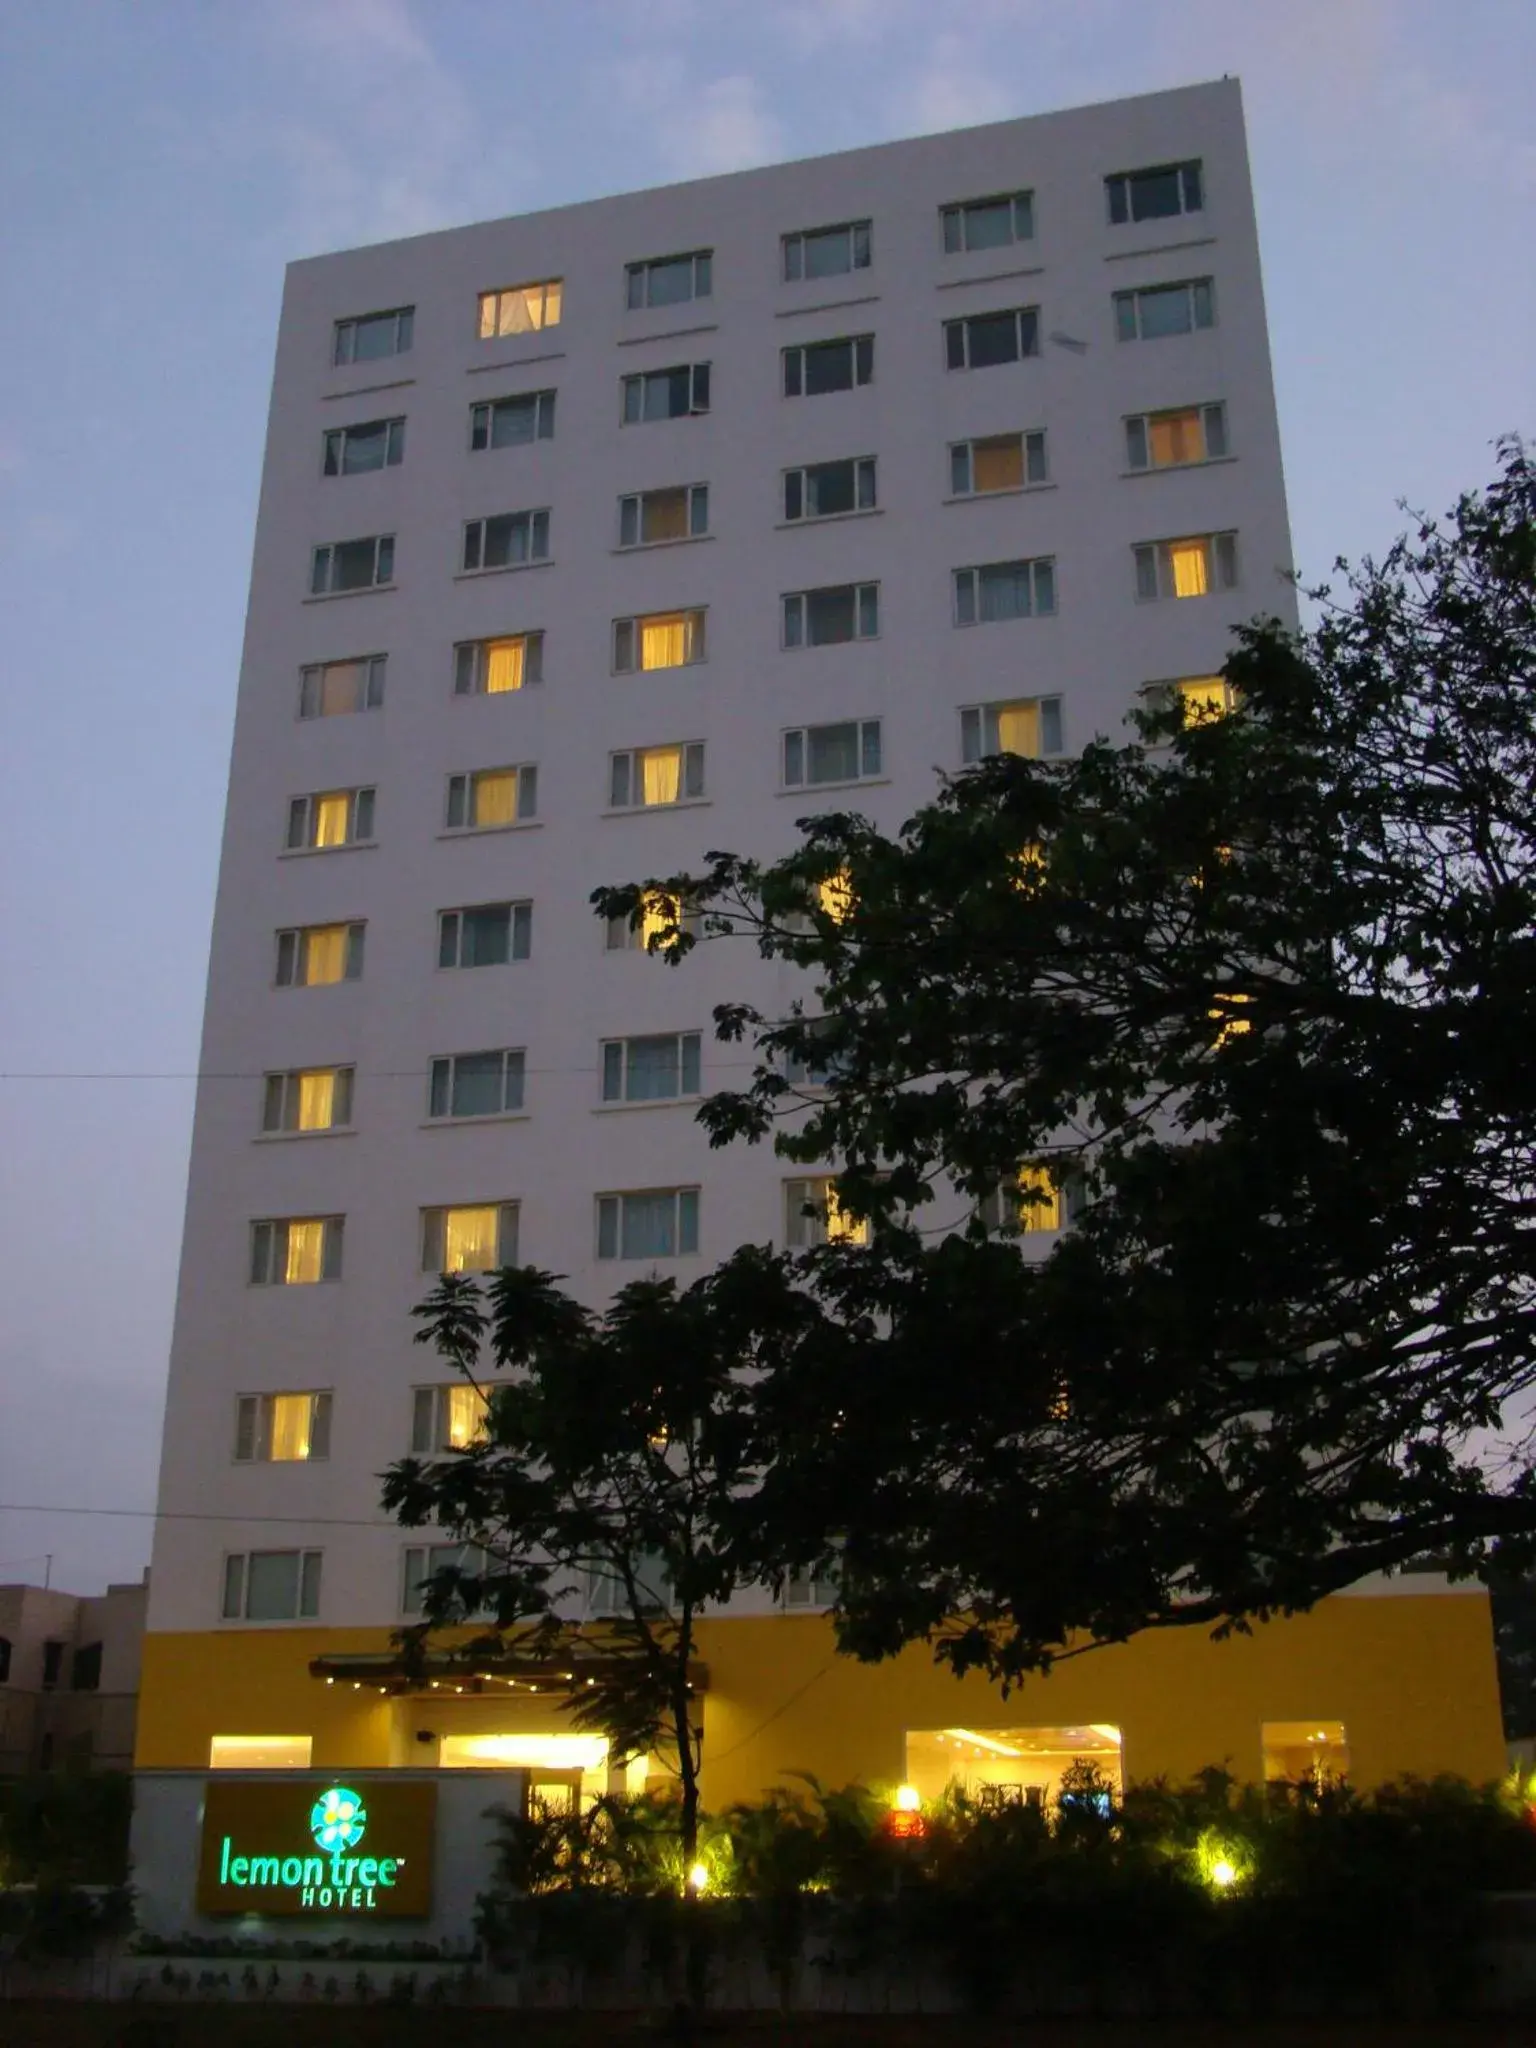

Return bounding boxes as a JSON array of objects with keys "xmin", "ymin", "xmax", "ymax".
[{"xmin": 197, "ymin": 1779, "xmax": 435, "ymax": 1918}]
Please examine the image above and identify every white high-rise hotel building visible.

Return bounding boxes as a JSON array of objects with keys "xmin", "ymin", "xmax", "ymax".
[{"xmin": 136, "ymin": 80, "xmax": 1501, "ymax": 1876}]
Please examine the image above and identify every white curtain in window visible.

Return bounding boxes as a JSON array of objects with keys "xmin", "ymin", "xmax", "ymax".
[
  {"xmin": 640, "ymin": 749, "xmax": 682, "ymax": 805},
  {"xmin": 284, "ymin": 1221, "xmax": 326, "ymax": 1284},
  {"xmin": 444, "ymin": 1206, "xmax": 499, "ymax": 1272},
  {"xmin": 621, "ymin": 1194, "xmax": 674, "ymax": 1258},
  {"xmin": 498, "ymin": 286, "xmax": 541, "ymax": 336}
]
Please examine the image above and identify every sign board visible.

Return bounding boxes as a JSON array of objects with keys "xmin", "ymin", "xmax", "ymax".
[{"xmin": 197, "ymin": 1780, "xmax": 436, "ymax": 1918}]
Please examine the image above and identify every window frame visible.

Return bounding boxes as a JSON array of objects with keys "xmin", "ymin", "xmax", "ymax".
[
  {"xmin": 605, "ymin": 893, "xmax": 700, "ymax": 953},
  {"xmin": 783, "ymin": 1176, "xmax": 871, "ymax": 1249},
  {"xmin": 233, "ymin": 1390, "xmax": 334, "ymax": 1464},
  {"xmin": 462, "ymin": 509, "xmax": 551, "ymax": 574},
  {"xmin": 221, "ymin": 1549, "xmax": 322, "ymax": 1623},
  {"xmin": 781, "ymin": 583, "xmax": 880, "ymax": 650},
  {"xmin": 621, "ymin": 363, "xmax": 711, "ymax": 425},
  {"xmin": 941, "ymin": 190, "xmax": 1034, "ymax": 253},
  {"xmin": 437, "ymin": 901, "xmax": 533, "ymax": 970},
  {"xmin": 453, "ymin": 632, "xmax": 544, "ymax": 695},
  {"xmin": 953, "ymin": 557, "xmax": 1058, "ymax": 626},
  {"xmin": 949, "ymin": 430, "xmax": 1048, "ymax": 497},
  {"xmin": 595, "ymin": 1187, "xmax": 701, "ymax": 1261},
  {"xmin": 469, "ymin": 390, "xmax": 557, "ymax": 452},
  {"xmin": 1133, "ymin": 532, "xmax": 1240, "ymax": 603},
  {"xmin": 420, "ymin": 1201, "xmax": 520, "ymax": 1275},
  {"xmin": 612, "ymin": 608, "xmax": 707, "ymax": 674},
  {"xmin": 600, "ymin": 1031, "xmax": 703, "ymax": 1105},
  {"xmin": 333, "ymin": 306, "xmax": 413, "ymax": 367},
  {"xmin": 444, "ymin": 764, "xmax": 538, "ymax": 831},
  {"xmin": 617, "ymin": 484, "xmax": 709, "ymax": 549},
  {"xmin": 401, "ymin": 1542, "xmax": 493, "ymax": 1619},
  {"xmin": 625, "ymin": 249, "xmax": 712, "ymax": 310},
  {"xmin": 781, "ymin": 718, "xmax": 882, "ymax": 790},
  {"xmin": 427, "ymin": 1048, "xmax": 526, "ymax": 1122},
  {"xmin": 310, "ymin": 534, "xmax": 394, "ymax": 595},
  {"xmin": 478, "ymin": 279, "xmax": 562, "ymax": 340},
  {"xmin": 1114, "ymin": 277, "xmax": 1216, "ymax": 343},
  {"xmin": 321, "ymin": 417, "xmax": 405, "ymax": 477},
  {"xmin": 781, "ymin": 220, "xmax": 872, "ymax": 282},
  {"xmin": 299, "ymin": 653, "xmax": 386, "ymax": 719},
  {"xmin": 960, "ymin": 696, "xmax": 1064, "ymax": 763},
  {"xmin": 260, "ymin": 1066, "xmax": 355, "ymax": 1135},
  {"xmin": 273, "ymin": 922, "xmax": 366, "ymax": 988},
  {"xmin": 1106, "ymin": 160, "xmax": 1204, "ymax": 226},
  {"xmin": 249, "ymin": 1216, "xmax": 345, "ymax": 1287},
  {"xmin": 410, "ymin": 1383, "xmax": 491, "ymax": 1456},
  {"xmin": 783, "ymin": 456, "xmax": 877, "ymax": 523},
  {"xmin": 609, "ymin": 741, "xmax": 706, "ymax": 810},
  {"xmin": 1125, "ymin": 403, "xmax": 1228, "ymax": 472},
  {"xmin": 782, "ymin": 334, "xmax": 874, "ymax": 398},
  {"xmin": 943, "ymin": 307, "xmax": 1039, "ymax": 372},
  {"xmin": 284, "ymin": 787, "xmax": 376, "ymax": 852}
]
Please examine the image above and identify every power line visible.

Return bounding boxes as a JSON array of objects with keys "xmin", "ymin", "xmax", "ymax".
[
  {"xmin": 0, "ymin": 1502, "xmax": 397, "ymax": 1530},
  {"xmin": 0, "ymin": 1058, "xmax": 764, "ymax": 1082}
]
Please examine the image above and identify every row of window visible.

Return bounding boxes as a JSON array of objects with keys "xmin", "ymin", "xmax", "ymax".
[
  {"xmin": 281, "ymin": 696, "xmax": 1067, "ymax": 853},
  {"xmin": 332, "ymin": 159, "xmax": 1207, "ymax": 360},
  {"xmin": 246, "ymin": 1166, "xmax": 1069, "ymax": 1294}
]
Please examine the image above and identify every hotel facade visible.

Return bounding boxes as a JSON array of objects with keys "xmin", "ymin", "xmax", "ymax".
[{"xmin": 134, "ymin": 80, "xmax": 1503, "ymax": 1934}]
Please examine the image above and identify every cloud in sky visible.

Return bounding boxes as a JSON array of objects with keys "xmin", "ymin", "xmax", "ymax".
[{"xmin": 598, "ymin": 56, "xmax": 785, "ymax": 181}]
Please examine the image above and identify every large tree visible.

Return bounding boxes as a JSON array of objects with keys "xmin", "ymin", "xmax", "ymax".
[{"xmin": 597, "ymin": 440, "xmax": 1536, "ymax": 1682}]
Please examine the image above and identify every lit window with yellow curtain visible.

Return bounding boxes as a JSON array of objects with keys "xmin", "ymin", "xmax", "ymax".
[
  {"xmin": 641, "ymin": 892, "xmax": 676, "ymax": 944},
  {"xmin": 641, "ymin": 615, "xmax": 688, "ymax": 669},
  {"xmin": 312, "ymin": 793, "xmax": 350, "ymax": 847},
  {"xmin": 268, "ymin": 1393, "xmax": 315, "ymax": 1461},
  {"xmin": 295, "ymin": 1071, "xmax": 335, "ymax": 1131},
  {"xmin": 484, "ymin": 638, "xmax": 525, "ymax": 692},
  {"xmin": 445, "ymin": 1384, "xmax": 490, "ymax": 1448},
  {"xmin": 993, "ymin": 703, "xmax": 1040, "ymax": 755},
  {"xmin": 1148, "ymin": 410, "xmax": 1201, "ymax": 467},
  {"xmin": 1209, "ymin": 991, "xmax": 1253, "ymax": 1047},
  {"xmin": 785, "ymin": 1177, "xmax": 869, "ymax": 1248},
  {"xmin": 480, "ymin": 279, "xmax": 561, "ymax": 339},
  {"xmin": 972, "ymin": 435, "xmax": 1025, "ymax": 492},
  {"xmin": 1177, "ymin": 677, "xmax": 1237, "ymax": 721},
  {"xmin": 472, "ymin": 772, "xmax": 519, "ymax": 827},
  {"xmin": 303, "ymin": 926, "xmax": 348, "ymax": 985},
  {"xmin": 640, "ymin": 747, "xmax": 682, "ymax": 805},
  {"xmin": 284, "ymin": 1219, "xmax": 327, "ymax": 1284},
  {"xmin": 444, "ymin": 1206, "xmax": 499, "ymax": 1273},
  {"xmin": 824, "ymin": 1186, "xmax": 870, "ymax": 1246},
  {"xmin": 1016, "ymin": 1165, "xmax": 1063, "ymax": 1233},
  {"xmin": 817, "ymin": 871, "xmax": 855, "ymax": 922},
  {"xmin": 1169, "ymin": 540, "xmax": 1209, "ymax": 598},
  {"xmin": 1012, "ymin": 842, "xmax": 1047, "ymax": 891}
]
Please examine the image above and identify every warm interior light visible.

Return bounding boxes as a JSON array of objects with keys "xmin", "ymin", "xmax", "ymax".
[
  {"xmin": 1211, "ymin": 1858, "xmax": 1236, "ymax": 1887},
  {"xmin": 893, "ymin": 1784, "xmax": 921, "ymax": 1813},
  {"xmin": 687, "ymin": 1862, "xmax": 710, "ymax": 1893},
  {"xmin": 437, "ymin": 1733, "xmax": 610, "ymax": 1771},
  {"xmin": 209, "ymin": 1735, "xmax": 313, "ymax": 1771}
]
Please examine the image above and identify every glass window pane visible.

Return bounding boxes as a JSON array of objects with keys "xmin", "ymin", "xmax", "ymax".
[
  {"xmin": 621, "ymin": 1193, "xmax": 674, "ymax": 1259},
  {"xmin": 472, "ymin": 771, "xmax": 519, "ymax": 827},
  {"xmin": 452, "ymin": 1052, "xmax": 507, "ymax": 1118},
  {"xmin": 626, "ymin": 1036, "xmax": 682, "ymax": 1101},
  {"xmin": 644, "ymin": 256, "xmax": 695, "ymax": 306},
  {"xmin": 463, "ymin": 907, "xmax": 511, "ymax": 966},
  {"xmin": 483, "ymin": 638, "xmax": 524, "ymax": 693},
  {"xmin": 803, "ymin": 227, "xmax": 851, "ymax": 279},
  {"xmin": 245, "ymin": 1552, "xmax": 299, "ymax": 1621},
  {"xmin": 639, "ymin": 747, "xmax": 682, "ymax": 805},
  {"xmin": 807, "ymin": 461, "xmax": 856, "ymax": 517},
  {"xmin": 806, "ymin": 587, "xmax": 855, "ymax": 644},
  {"xmin": 963, "ymin": 199, "xmax": 1014, "ymax": 249},
  {"xmin": 972, "ymin": 436, "xmax": 1023, "ymax": 492},
  {"xmin": 994, "ymin": 702, "xmax": 1040, "ymax": 756},
  {"xmin": 964, "ymin": 313, "xmax": 1019, "ymax": 368},
  {"xmin": 444, "ymin": 1205, "xmax": 500, "ymax": 1272},
  {"xmin": 804, "ymin": 341, "xmax": 850, "ymax": 395},
  {"xmin": 1129, "ymin": 166, "xmax": 1183, "ymax": 220},
  {"xmin": 641, "ymin": 489, "xmax": 689, "ymax": 542},
  {"xmin": 807, "ymin": 723, "xmax": 859, "ymax": 783},
  {"xmin": 1137, "ymin": 285, "xmax": 1192, "ymax": 339},
  {"xmin": 1169, "ymin": 541, "xmax": 1210, "ymax": 598},
  {"xmin": 1149, "ymin": 410, "xmax": 1200, "ymax": 466}
]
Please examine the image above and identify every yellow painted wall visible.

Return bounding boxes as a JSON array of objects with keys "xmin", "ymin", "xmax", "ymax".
[{"xmin": 136, "ymin": 1590, "xmax": 1506, "ymax": 1798}]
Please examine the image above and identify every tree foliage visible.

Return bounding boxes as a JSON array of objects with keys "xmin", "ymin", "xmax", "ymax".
[{"xmin": 593, "ymin": 440, "xmax": 1536, "ymax": 1680}]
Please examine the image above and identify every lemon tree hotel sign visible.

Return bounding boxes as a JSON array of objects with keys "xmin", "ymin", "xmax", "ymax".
[{"xmin": 197, "ymin": 1781, "xmax": 435, "ymax": 1917}]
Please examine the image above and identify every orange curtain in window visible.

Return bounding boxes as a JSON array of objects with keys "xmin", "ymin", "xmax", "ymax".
[
  {"xmin": 972, "ymin": 437, "xmax": 1024, "ymax": 491},
  {"xmin": 1149, "ymin": 411, "xmax": 1200, "ymax": 467}
]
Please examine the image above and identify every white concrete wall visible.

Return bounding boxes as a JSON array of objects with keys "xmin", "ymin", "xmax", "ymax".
[{"xmin": 148, "ymin": 80, "xmax": 1296, "ymax": 1636}]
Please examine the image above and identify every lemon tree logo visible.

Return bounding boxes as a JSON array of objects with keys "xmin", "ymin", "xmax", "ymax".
[{"xmin": 310, "ymin": 1786, "xmax": 367, "ymax": 1853}]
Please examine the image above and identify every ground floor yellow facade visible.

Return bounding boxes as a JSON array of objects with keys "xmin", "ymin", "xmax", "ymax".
[{"xmin": 136, "ymin": 1581, "xmax": 1506, "ymax": 1807}]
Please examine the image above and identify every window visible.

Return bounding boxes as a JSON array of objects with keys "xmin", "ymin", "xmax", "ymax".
[
  {"xmin": 782, "ymin": 220, "xmax": 871, "ymax": 281},
  {"xmin": 982, "ymin": 1165, "xmax": 1067, "ymax": 1234},
  {"xmin": 613, "ymin": 609, "xmax": 706, "ymax": 672},
  {"xmin": 960, "ymin": 698, "xmax": 1063, "ymax": 762},
  {"xmin": 954, "ymin": 557, "xmax": 1057, "ymax": 625},
  {"xmin": 261, "ymin": 1067, "xmax": 354, "ymax": 1133},
  {"xmin": 429, "ymin": 1048, "xmax": 525, "ymax": 1120},
  {"xmin": 622, "ymin": 363, "xmax": 710, "ymax": 423},
  {"xmin": 275, "ymin": 922, "xmax": 365, "ymax": 987},
  {"xmin": 906, "ymin": 1724, "xmax": 1123, "ymax": 1809},
  {"xmin": 587, "ymin": 1551, "xmax": 670, "ymax": 1617},
  {"xmin": 609, "ymin": 742, "xmax": 705, "ymax": 808},
  {"xmin": 402, "ymin": 1543, "xmax": 492, "ymax": 1617},
  {"xmin": 470, "ymin": 391, "xmax": 556, "ymax": 450},
  {"xmin": 601, "ymin": 1032, "xmax": 702, "ymax": 1103},
  {"xmin": 944, "ymin": 308, "xmax": 1039, "ymax": 371},
  {"xmin": 783, "ymin": 335, "xmax": 873, "ymax": 397},
  {"xmin": 1114, "ymin": 278, "xmax": 1215, "ymax": 342},
  {"xmin": 445, "ymin": 765, "xmax": 538, "ymax": 829},
  {"xmin": 463, "ymin": 509, "xmax": 550, "ymax": 572},
  {"xmin": 784, "ymin": 1177, "xmax": 869, "ymax": 1248},
  {"xmin": 782, "ymin": 583, "xmax": 879, "ymax": 648},
  {"xmin": 454, "ymin": 633, "xmax": 543, "ymax": 694},
  {"xmin": 70, "ymin": 1643, "xmax": 103, "ymax": 1693},
  {"xmin": 310, "ymin": 535, "xmax": 393, "ymax": 594},
  {"xmin": 1126, "ymin": 404, "xmax": 1227, "ymax": 471},
  {"xmin": 1106, "ymin": 160, "xmax": 1203, "ymax": 225},
  {"xmin": 322, "ymin": 417, "xmax": 404, "ymax": 476},
  {"xmin": 626, "ymin": 250, "xmax": 712, "ymax": 309},
  {"xmin": 942, "ymin": 190, "xmax": 1034, "ymax": 252},
  {"xmin": 412, "ymin": 1384, "xmax": 491, "ymax": 1454},
  {"xmin": 780, "ymin": 1569, "xmax": 838, "ymax": 1608},
  {"xmin": 606, "ymin": 891, "xmax": 698, "ymax": 952},
  {"xmin": 0, "ymin": 1638, "xmax": 10, "ymax": 1684},
  {"xmin": 479, "ymin": 279, "xmax": 562, "ymax": 338},
  {"xmin": 222, "ymin": 1551, "xmax": 322, "ymax": 1623},
  {"xmin": 334, "ymin": 306, "xmax": 413, "ymax": 366},
  {"xmin": 596, "ymin": 1188, "xmax": 699, "ymax": 1260},
  {"xmin": 422, "ymin": 1202, "xmax": 519, "ymax": 1274},
  {"xmin": 41, "ymin": 1642, "xmax": 64, "ymax": 1689},
  {"xmin": 782, "ymin": 719, "xmax": 881, "ymax": 788},
  {"xmin": 783, "ymin": 1020, "xmax": 844, "ymax": 1088},
  {"xmin": 249, "ymin": 1216, "xmax": 345, "ymax": 1285},
  {"xmin": 438, "ymin": 901, "xmax": 532, "ymax": 968},
  {"xmin": 1134, "ymin": 532, "xmax": 1238, "ymax": 601},
  {"xmin": 1173, "ymin": 675, "xmax": 1238, "ymax": 721},
  {"xmin": 784, "ymin": 457, "xmax": 876, "ymax": 522},
  {"xmin": 299, "ymin": 654, "xmax": 385, "ymax": 719},
  {"xmin": 234, "ymin": 1391, "xmax": 333, "ymax": 1462},
  {"xmin": 285, "ymin": 787, "xmax": 375, "ymax": 850},
  {"xmin": 618, "ymin": 485, "xmax": 709, "ymax": 547},
  {"xmin": 209, "ymin": 1735, "xmax": 313, "ymax": 1770},
  {"xmin": 950, "ymin": 431, "xmax": 1047, "ymax": 495},
  {"xmin": 1263, "ymin": 1721, "xmax": 1350, "ymax": 1789}
]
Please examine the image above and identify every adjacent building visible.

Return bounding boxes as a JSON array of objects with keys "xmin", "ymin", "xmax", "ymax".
[
  {"xmin": 1, "ymin": 1576, "xmax": 147, "ymax": 1774},
  {"xmin": 133, "ymin": 78, "xmax": 1504, "ymax": 1932}
]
